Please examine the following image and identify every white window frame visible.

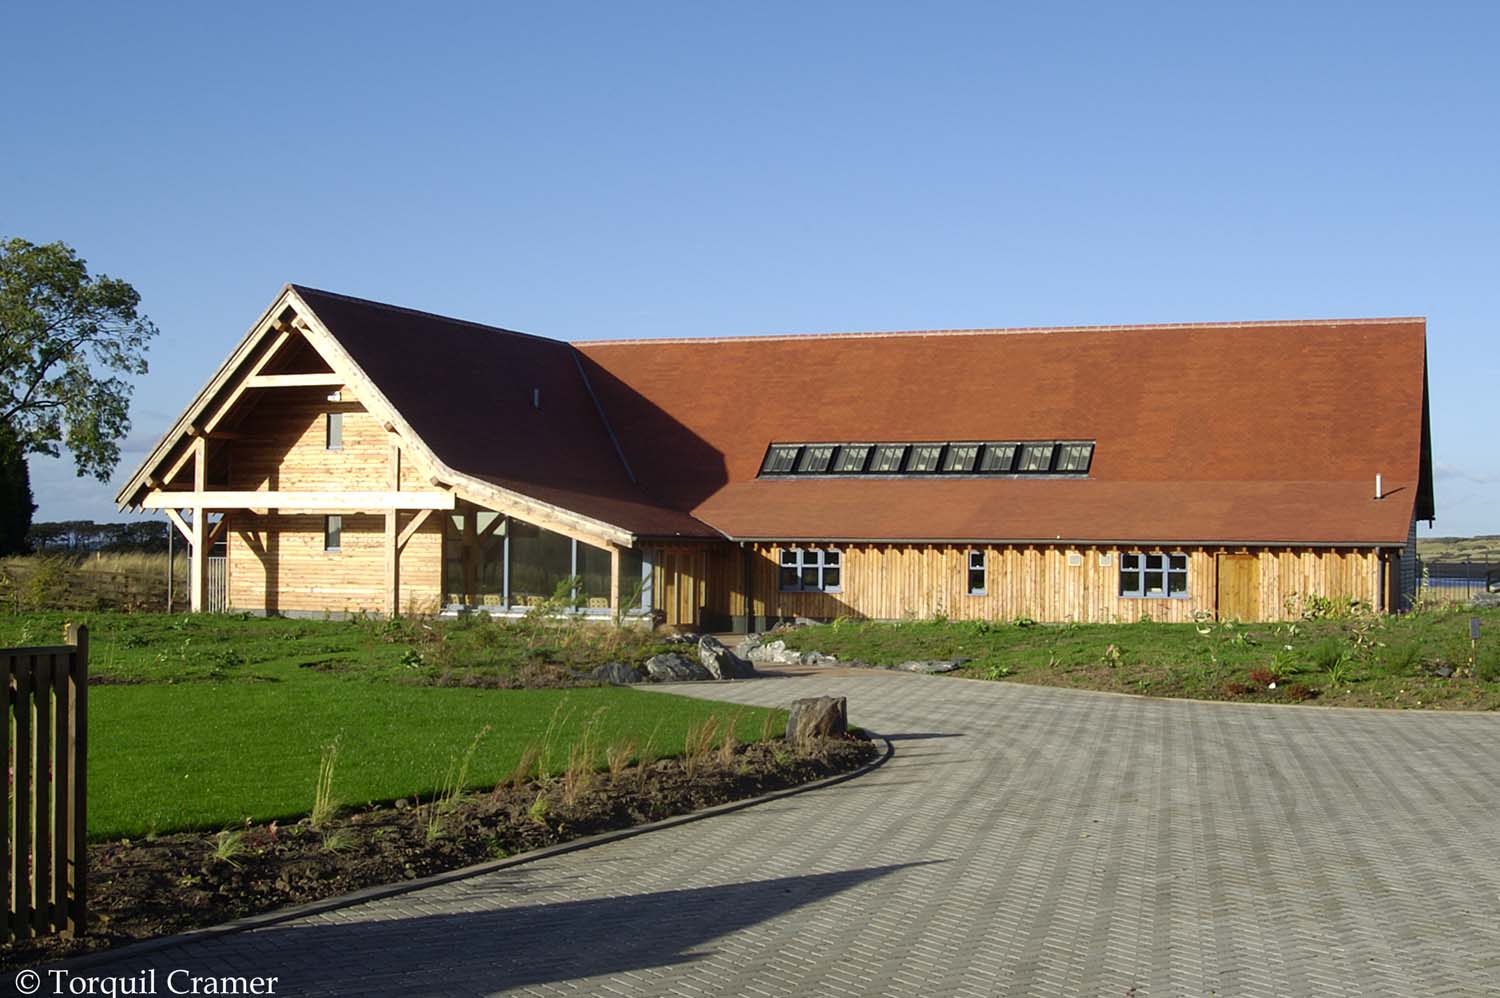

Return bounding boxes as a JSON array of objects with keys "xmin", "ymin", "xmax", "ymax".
[
  {"xmin": 1119, "ymin": 552, "xmax": 1188, "ymax": 598},
  {"xmin": 967, "ymin": 550, "xmax": 987, "ymax": 596},
  {"xmin": 779, "ymin": 547, "xmax": 842, "ymax": 593}
]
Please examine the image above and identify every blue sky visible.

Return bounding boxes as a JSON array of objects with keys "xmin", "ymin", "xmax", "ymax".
[{"xmin": 5, "ymin": 2, "xmax": 1496, "ymax": 536}]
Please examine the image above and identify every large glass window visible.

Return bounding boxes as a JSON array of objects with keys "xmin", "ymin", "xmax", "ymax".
[
  {"xmin": 578, "ymin": 540, "xmax": 613, "ymax": 609},
  {"xmin": 943, "ymin": 444, "xmax": 980, "ymax": 472},
  {"xmin": 508, "ymin": 520, "xmax": 573, "ymax": 607},
  {"xmin": 1119, "ymin": 552, "xmax": 1189, "ymax": 598},
  {"xmin": 779, "ymin": 548, "xmax": 842, "ymax": 592},
  {"xmin": 761, "ymin": 445, "xmax": 801, "ymax": 474}
]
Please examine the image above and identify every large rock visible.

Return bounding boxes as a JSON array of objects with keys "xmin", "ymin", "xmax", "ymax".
[
  {"xmin": 592, "ymin": 661, "xmax": 643, "ymax": 685},
  {"xmin": 897, "ymin": 659, "xmax": 962, "ymax": 674},
  {"xmin": 746, "ymin": 638, "xmax": 786, "ymax": 663},
  {"xmin": 785, "ymin": 696, "xmax": 848, "ymax": 742},
  {"xmin": 645, "ymin": 652, "xmax": 712, "ymax": 682},
  {"xmin": 698, "ymin": 635, "xmax": 756, "ymax": 680}
]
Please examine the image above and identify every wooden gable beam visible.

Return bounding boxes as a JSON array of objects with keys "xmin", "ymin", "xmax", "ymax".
[
  {"xmin": 244, "ymin": 372, "xmax": 346, "ymax": 389},
  {"xmin": 140, "ymin": 490, "xmax": 457, "ymax": 511}
]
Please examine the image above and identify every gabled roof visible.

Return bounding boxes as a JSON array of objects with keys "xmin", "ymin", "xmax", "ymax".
[{"xmin": 121, "ymin": 289, "xmax": 1434, "ymax": 548}]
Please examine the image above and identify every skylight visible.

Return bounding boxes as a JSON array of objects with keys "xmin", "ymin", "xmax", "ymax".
[{"xmin": 757, "ymin": 441, "xmax": 1096, "ymax": 479}]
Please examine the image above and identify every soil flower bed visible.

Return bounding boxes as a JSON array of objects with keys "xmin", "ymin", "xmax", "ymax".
[{"xmin": 5, "ymin": 736, "xmax": 877, "ymax": 970}]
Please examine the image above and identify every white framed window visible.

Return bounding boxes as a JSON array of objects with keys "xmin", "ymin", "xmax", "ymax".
[
  {"xmin": 1119, "ymin": 552, "xmax": 1188, "ymax": 598},
  {"xmin": 779, "ymin": 548, "xmax": 842, "ymax": 592},
  {"xmin": 324, "ymin": 514, "xmax": 342, "ymax": 552},
  {"xmin": 326, "ymin": 411, "xmax": 343, "ymax": 451},
  {"xmin": 967, "ymin": 550, "xmax": 986, "ymax": 595}
]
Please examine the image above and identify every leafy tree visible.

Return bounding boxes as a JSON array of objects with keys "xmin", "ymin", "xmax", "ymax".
[
  {"xmin": 0, "ymin": 422, "xmax": 35, "ymax": 555},
  {"xmin": 0, "ymin": 237, "xmax": 158, "ymax": 480}
]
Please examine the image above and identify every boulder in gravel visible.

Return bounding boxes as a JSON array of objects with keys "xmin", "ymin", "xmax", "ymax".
[
  {"xmin": 592, "ymin": 661, "xmax": 643, "ymax": 685},
  {"xmin": 645, "ymin": 652, "xmax": 712, "ymax": 682},
  {"xmin": 698, "ymin": 635, "xmax": 756, "ymax": 680},
  {"xmin": 785, "ymin": 695, "xmax": 848, "ymax": 743},
  {"xmin": 798, "ymin": 651, "xmax": 838, "ymax": 667}
]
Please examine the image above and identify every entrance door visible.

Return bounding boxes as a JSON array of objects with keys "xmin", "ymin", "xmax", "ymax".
[{"xmin": 1216, "ymin": 554, "xmax": 1260, "ymax": 620}]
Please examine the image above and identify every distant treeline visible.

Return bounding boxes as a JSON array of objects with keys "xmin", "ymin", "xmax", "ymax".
[{"xmin": 27, "ymin": 520, "xmax": 172, "ymax": 554}]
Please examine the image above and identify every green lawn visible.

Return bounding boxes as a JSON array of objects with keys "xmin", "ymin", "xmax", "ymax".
[
  {"xmin": 0, "ymin": 612, "xmax": 782, "ymax": 840},
  {"xmin": 779, "ymin": 606, "xmax": 1500, "ymax": 710}
]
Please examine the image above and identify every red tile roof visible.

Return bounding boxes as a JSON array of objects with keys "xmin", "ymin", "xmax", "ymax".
[{"xmin": 576, "ymin": 318, "xmax": 1431, "ymax": 546}]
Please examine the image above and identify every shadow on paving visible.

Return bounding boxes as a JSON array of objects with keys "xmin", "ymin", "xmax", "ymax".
[{"xmin": 164, "ymin": 862, "xmax": 942, "ymax": 995}]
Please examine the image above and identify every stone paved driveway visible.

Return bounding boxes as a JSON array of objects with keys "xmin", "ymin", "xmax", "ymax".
[{"xmin": 68, "ymin": 672, "xmax": 1500, "ymax": 997}]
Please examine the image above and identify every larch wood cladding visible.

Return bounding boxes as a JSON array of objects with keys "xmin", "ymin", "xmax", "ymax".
[
  {"xmin": 220, "ymin": 387, "xmax": 444, "ymax": 613},
  {"xmin": 727, "ymin": 543, "xmax": 1382, "ymax": 624},
  {"xmin": 228, "ymin": 513, "xmax": 442, "ymax": 615}
]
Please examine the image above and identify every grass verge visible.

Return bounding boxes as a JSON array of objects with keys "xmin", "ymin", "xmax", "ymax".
[{"xmin": 778, "ymin": 606, "xmax": 1500, "ymax": 710}]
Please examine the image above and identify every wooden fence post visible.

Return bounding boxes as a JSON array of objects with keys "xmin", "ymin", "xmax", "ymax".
[{"xmin": 64, "ymin": 623, "xmax": 88, "ymax": 936}]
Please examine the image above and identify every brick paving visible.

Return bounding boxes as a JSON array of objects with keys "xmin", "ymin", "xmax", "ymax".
[{"xmin": 62, "ymin": 672, "xmax": 1500, "ymax": 997}]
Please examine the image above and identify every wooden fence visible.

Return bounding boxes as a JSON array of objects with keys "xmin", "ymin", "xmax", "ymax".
[{"xmin": 2, "ymin": 624, "xmax": 87, "ymax": 939}]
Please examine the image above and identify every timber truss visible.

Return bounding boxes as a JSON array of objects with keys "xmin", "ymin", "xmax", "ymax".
[{"xmin": 116, "ymin": 287, "xmax": 635, "ymax": 614}]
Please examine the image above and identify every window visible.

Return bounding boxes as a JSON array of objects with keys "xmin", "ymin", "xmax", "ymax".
[
  {"xmin": 796, "ymin": 444, "xmax": 836, "ymax": 474},
  {"xmin": 325, "ymin": 411, "xmax": 343, "ymax": 451},
  {"xmin": 943, "ymin": 444, "xmax": 980, "ymax": 473},
  {"xmin": 779, "ymin": 548, "xmax": 842, "ymax": 592},
  {"xmin": 1017, "ymin": 442, "xmax": 1055, "ymax": 472},
  {"xmin": 978, "ymin": 443, "xmax": 1017, "ymax": 473},
  {"xmin": 1055, "ymin": 442, "xmax": 1093, "ymax": 473},
  {"xmin": 832, "ymin": 445, "xmax": 871, "ymax": 473},
  {"xmin": 324, "ymin": 515, "xmax": 342, "ymax": 552},
  {"xmin": 906, "ymin": 444, "xmax": 943, "ymax": 473},
  {"xmin": 761, "ymin": 445, "xmax": 800, "ymax": 474},
  {"xmin": 967, "ymin": 550, "xmax": 986, "ymax": 595},
  {"xmin": 868, "ymin": 444, "xmax": 907, "ymax": 473},
  {"xmin": 1119, "ymin": 552, "xmax": 1188, "ymax": 598}
]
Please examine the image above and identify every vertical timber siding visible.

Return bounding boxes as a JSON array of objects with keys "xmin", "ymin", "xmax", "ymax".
[{"xmin": 742, "ymin": 543, "xmax": 1384, "ymax": 624}]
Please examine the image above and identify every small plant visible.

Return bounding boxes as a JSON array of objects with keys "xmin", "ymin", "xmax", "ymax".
[
  {"xmin": 311, "ymin": 736, "xmax": 342, "ymax": 829},
  {"xmin": 981, "ymin": 662, "xmax": 1012, "ymax": 681},
  {"xmin": 321, "ymin": 829, "xmax": 353, "ymax": 854},
  {"xmin": 605, "ymin": 738, "xmax": 637, "ymax": 780},
  {"xmin": 1322, "ymin": 648, "xmax": 1354, "ymax": 689},
  {"xmin": 1101, "ymin": 644, "xmax": 1122, "ymax": 667},
  {"xmin": 682, "ymin": 715, "xmax": 721, "ymax": 779},
  {"xmin": 211, "ymin": 828, "xmax": 245, "ymax": 869},
  {"xmin": 562, "ymin": 708, "xmax": 607, "ymax": 806},
  {"xmin": 718, "ymin": 710, "xmax": 745, "ymax": 766},
  {"xmin": 506, "ymin": 743, "xmax": 542, "ymax": 789},
  {"xmin": 527, "ymin": 789, "xmax": 550, "ymax": 825}
]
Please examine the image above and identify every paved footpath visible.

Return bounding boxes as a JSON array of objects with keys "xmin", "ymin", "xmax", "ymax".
[{"xmin": 68, "ymin": 672, "xmax": 1500, "ymax": 997}]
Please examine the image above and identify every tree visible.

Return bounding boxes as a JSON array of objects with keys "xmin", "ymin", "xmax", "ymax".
[
  {"xmin": 0, "ymin": 237, "xmax": 158, "ymax": 480},
  {"xmin": 0, "ymin": 421, "xmax": 35, "ymax": 555}
]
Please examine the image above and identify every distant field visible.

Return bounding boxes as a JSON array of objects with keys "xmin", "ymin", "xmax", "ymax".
[
  {"xmin": 0, "ymin": 552, "xmax": 186, "ymax": 612},
  {"xmin": 1417, "ymin": 534, "xmax": 1500, "ymax": 562}
]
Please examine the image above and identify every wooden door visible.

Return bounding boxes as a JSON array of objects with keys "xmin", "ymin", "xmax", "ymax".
[
  {"xmin": 1216, "ymin": 554, "xmax": 1260, "ymax": 620},
  {"xmin": 658, "ymin": 547, "xmax": 703, "ymax": 629}
]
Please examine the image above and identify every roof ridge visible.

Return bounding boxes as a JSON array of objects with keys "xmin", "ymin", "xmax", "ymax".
[
  {"xmin": 288, "ymin": 284, "xmax": 558, "ymax": 346},
  {"xmin": 573, "ymin": 315, "xmax": 1426, "ymax": 348}
]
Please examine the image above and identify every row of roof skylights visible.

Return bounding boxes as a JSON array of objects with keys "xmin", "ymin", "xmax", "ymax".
[{"xmin": 758, "ymin": 441, "xmax": 1095, "ymax": 477}]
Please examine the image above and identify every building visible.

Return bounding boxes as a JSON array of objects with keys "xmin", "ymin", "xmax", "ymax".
[{"xmin": 116, "ymin": 286, "xmax": 1434, "ymax": 627}]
